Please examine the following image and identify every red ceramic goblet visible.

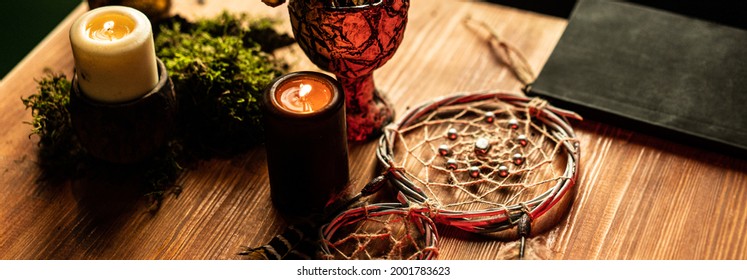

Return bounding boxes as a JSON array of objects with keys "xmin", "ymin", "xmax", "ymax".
[{"xmin": 289, "ymin": 0, "xmax": 410, "ymax": 141}]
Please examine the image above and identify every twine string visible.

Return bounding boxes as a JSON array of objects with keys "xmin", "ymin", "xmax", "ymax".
[{"xmin": 464, "ymin": 16, "xmax": 537, "ymax": 87}]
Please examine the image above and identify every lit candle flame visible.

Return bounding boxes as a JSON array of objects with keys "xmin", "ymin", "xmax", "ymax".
[
  {"xmin": 299, "ymin": 83, "xmax": 313, "ymax": 112},
  {"xmin": 299, "ymin": 83, "xmax": 312, "ymax": 99},
  {"xmin": 104, "ymin": 20, "xmax": 115, "ymax": 41}
]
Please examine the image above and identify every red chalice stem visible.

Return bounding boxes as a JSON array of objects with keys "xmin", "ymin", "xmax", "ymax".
[{"xmin": 339, "ymin": 73, "xmax": 393, "ymax": 141}]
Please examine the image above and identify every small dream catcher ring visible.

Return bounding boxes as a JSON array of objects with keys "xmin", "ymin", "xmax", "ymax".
[{"xmin": 320, "ymin": 202, "xmax": 439, "ymax": 260}]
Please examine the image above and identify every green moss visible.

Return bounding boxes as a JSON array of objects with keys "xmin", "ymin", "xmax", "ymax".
[
  {"xmin": 156, "ymin": 13, "xmax": 293, "ymax": 154},
  {"xmin": 21, "ymin": 72, "xmax": 81, "ymax": 171}
]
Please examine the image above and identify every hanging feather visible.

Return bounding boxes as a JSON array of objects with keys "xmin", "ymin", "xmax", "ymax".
[{"xmin": 239, "ymin": 219, "xmax": 319, "ymax": 260}]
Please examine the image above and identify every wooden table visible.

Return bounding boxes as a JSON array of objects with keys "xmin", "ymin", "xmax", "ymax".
[{"xmin": 1, "ymin": 0, "xmax": 746, "ymax": 260}]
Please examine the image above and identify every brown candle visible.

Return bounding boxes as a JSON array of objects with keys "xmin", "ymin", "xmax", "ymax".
[{"xmin": 262, "ymin": 72, "xmax": 349, "ymax": 217}]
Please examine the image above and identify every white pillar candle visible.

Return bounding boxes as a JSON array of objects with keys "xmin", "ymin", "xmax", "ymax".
[{"xmin": 70, "ymin": 6, "xmax": 159, "ymax": 103}]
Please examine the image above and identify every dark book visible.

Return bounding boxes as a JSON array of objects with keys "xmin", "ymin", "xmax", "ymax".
[{"xmin": 529, "ymin": 0, "xmax": 747, "ymax": 155}]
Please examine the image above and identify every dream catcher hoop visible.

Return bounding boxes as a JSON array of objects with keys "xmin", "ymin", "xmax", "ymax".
[{"xmin": 319, "ymin": 92, "xmax": 581, "ymax": 259}]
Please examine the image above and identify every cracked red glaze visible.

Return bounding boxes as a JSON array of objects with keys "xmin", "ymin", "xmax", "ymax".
[{"xmin": 289, "ymin": 0, "xmax": 409, "ymax": 141}]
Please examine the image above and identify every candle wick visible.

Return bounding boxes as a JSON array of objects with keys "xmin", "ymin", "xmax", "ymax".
[{"xmin": 104, "ymin": 20, "xmax": 115, "ymax": 41}]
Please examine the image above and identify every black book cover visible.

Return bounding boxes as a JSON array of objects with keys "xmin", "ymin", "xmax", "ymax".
[{"xmin": 528, "ymin": 0, "xmax": 747, "ymax": 155}]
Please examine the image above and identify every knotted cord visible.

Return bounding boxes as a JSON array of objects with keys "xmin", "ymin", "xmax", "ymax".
[{"xmin": 464, "ymin": 16, "xmax": 537, "ymax": 87}]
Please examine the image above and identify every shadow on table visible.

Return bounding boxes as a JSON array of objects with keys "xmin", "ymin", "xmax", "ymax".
[
  {"xmin": 25, "ymin": 155, "xmax": 170, "ymax": 259},
  {"xmin": 33, "ymin": 151, "xmax": 177, "ymax": 220},
  {"xmin": 69, "ymin": 161, "xmax": 151, "ymax": 222}
]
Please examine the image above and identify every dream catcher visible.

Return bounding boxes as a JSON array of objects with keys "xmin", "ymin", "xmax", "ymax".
[{"xmin": 314, "ymin": 92, "xmax": 580, "ymax": 260}]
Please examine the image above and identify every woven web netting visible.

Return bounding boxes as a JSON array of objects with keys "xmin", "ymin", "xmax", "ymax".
[{"xmin": 319, "ymin": 92, "xmax": 580, "ymax": 259}]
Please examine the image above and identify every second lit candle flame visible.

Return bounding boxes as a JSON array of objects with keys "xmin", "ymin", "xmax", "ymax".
[
  {"xmin": 299, "ymin": 83, "xmax": 312, "ymax": 112},
  {"xmin": 299, "ymin": 84, "xmax": 312, "ymax": 99}
]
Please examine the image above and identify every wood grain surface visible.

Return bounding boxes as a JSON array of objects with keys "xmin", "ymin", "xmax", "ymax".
[{"xmin": 1, "ymin": 0, "xmax": 746, "ymax": 260}]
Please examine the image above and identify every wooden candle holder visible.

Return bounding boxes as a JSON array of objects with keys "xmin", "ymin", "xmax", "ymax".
[{"xmin": 70, "ymin": 58, "xmax": 177, "ymax": 164}]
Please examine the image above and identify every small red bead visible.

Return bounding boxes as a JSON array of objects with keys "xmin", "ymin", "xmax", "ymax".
[
  {"xmin": 438, "ymin": 144, "xmax": 451, "ymax": 156},
  {"xmin": 517, "ymin": 134, "xmax": 528, "ymax": 147},
  {"xmin": 498, "ymin": 165, "xmax": 509, "ymax": 177},
  {"xmin": 446, "ymin": 128, "xmax": 458, "ymax": 140},
  {"xmin": 468, "ymin": 166, "xmax": 480, "ymax": 178},
  {"xmin": 446, "ymin": 158, "xmax": 458, "ymax": 170},
  {"xmin": 484, "ymin": 112, "xmax": 495, "ymax": 123},
  {"xmin": 508, "ymin": 119, "xmax": 519, "ymax": 130}
]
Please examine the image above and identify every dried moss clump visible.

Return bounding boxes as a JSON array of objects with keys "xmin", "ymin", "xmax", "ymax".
[
  {"xmin": 156, "ymin": 13, "xmax": 293, "ymax": 154},
  {"xmin": 21, "ymin": 72, "xmax": 81, "ymax": 171}
]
